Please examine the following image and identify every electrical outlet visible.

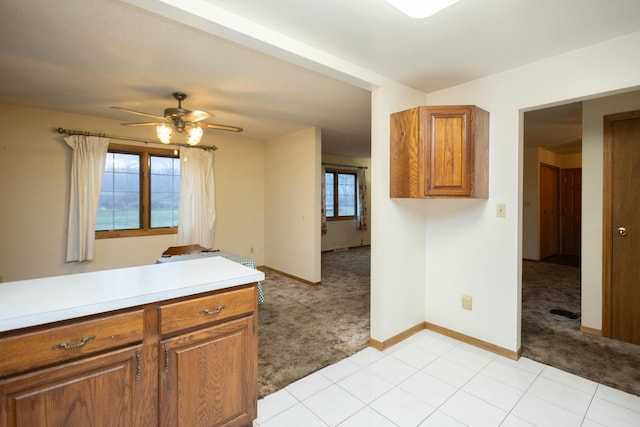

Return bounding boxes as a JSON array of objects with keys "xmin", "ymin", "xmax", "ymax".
[
  {"xmin": 496, "ymin": 203, "xmax": 506, "ymax": 218},
  {"xmin": 462, "ymin": 295, "xmax": 473, "ymax": 310}
]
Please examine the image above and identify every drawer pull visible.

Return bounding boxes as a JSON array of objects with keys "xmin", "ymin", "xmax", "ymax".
[
  {"xmin": 200, "ymin": 306, "xmax": 225, "ymax": 315},
  {"xmin": 51, "ymin": 335, "xmax": 95, "ymax": 350}
]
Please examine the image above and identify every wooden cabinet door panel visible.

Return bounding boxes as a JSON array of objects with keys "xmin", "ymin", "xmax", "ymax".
[
  {"xmin": 390, "ymin": 107, "xmax": 423, "ymax": 198},
  {"xmin": 0, "ymin": 345, "xmax": 140, "ymax": 427},
  {"xmin": 425, "ymin": 108, "xmax": 470, "ymax": 196},
  {"xmin": 160, "ymin": 316, "xmax": 257, "ymax": 427}
]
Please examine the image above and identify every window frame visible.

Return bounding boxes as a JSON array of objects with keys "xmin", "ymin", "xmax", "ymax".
[
  {"xmin": 324, "ymin": 168, "xmax": 358, "ymax": 221},
  {"xmin": 96, "ymin": 143, "xmax": 180, "ymax": 239}
]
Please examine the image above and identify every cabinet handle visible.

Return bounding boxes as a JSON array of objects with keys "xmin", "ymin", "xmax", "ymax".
[
  {"xmin": 200, "ymin": 306, "xmax": 225, "ymax": 315},
  {"xmin": 163, "ymin": 344, "xmax": 170, "ymax": 373},
  {"xmin": 135, "ymin": 349, "xmax": 142, "ymax": 380},
  {"xmin": 51, "ymin": 335, "xmax": 95, "ymax": 350}
]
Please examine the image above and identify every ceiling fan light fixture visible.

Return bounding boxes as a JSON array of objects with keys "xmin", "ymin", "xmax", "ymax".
[
  {"xmin": 156, "ymin": 122, "xmax": 173, "ymax": 144},
  {"xmin": 385, "ymin": 0, "xmax": 461, "ymax": 19},
  {"xmin": 187, "ymin": 125, "xmax": 203, "ymax": 146},
  {"xmin": 114, "ymin": 92, "xmax": 242, "ymax": 145}
]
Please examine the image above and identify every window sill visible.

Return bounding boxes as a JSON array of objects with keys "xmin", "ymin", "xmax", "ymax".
[{"xmin": 96, "ymin": 228, "xmax": 178, "ymax": 239}]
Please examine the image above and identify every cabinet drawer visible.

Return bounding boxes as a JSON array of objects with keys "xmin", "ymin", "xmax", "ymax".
[
  {"xmin": 159, "ymin": 286, "xmax": 256, "ymax": 335},
  {"xmin": 0, "ymin": 310, "xmax": 144, "ymax": 377}
]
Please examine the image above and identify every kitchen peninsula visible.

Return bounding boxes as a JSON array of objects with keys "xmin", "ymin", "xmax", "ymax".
[{"xmin": 0, "ymin": 257, "xmax": 264, "ymax": 427}]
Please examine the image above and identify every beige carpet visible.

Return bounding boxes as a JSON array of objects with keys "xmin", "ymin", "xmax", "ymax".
[
  {"xmin": 257, "ymin": 247, "xmax": 370, "ymax": 398},
  {"xmin": 522, "ymin": 259, "xmax": 640, "ymax": 396}
]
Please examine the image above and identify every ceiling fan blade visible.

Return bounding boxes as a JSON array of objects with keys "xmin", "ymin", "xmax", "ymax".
[
  {"xmin": 182, "ymin": 109, "xmax": 213, "ymax": 122},
  {"xmin": 202, "ymin": 122, "xmax": 243, "ymax": 133},
  {"xmin": 111, "ymin": 106, "xmax": 165, "ymax": 120},
  {"xmin": 121, "ymin": 121, "xmax": 163, "ymax": 127}
]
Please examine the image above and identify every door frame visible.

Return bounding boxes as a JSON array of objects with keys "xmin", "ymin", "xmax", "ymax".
[{"xmin": 602, "ymin": 109, "xmax": 640, "ymax": 338}]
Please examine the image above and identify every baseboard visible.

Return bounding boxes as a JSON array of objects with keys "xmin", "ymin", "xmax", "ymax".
[
  {"xmin": 260, "ymin": 266, "xmax": 321, "ymax": 286},
  {"xmin": 369, "ymin": 322, "xmax": 426, "ymax": 351},
  {"xmin": 369, "ymin": 322, "xmax": 521, "ymax": 360},
  {"xmin": 425, "ymin": 323, "xmax": 521, "ymax": 360},
  {"xmin": 321, "ymin": 244, "xmax": 371, "ymax": 254},
  {"xmin": 580, "ymin": 325, "xmax": 603, "ymax": 336}
]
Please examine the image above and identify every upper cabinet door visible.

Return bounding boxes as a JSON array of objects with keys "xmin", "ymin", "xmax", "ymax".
[{"xmin": 390, "ymin": 105, "xmax": 489, "ymax": 199}]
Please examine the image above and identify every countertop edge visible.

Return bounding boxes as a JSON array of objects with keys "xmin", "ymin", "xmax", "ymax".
[{"xmin": 0, "ymin": 258, "xmax": 265, "ymax": 333}]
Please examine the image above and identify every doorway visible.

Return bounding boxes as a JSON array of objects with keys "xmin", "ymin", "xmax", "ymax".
[
  {"xmin": 603, "ymin": 110, "xmax": 640, "ymax": 345},
  {"xmin": 521, "ymin": 102, "xmax": 583, "ymax": 361}
]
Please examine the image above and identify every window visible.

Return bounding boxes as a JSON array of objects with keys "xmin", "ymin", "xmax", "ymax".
[
  {"xmin": 325, "ymin": 169, "xmax": 357, "ymax": 219},
  {"xmin": 96, "ymin": 143, "xmax": 180, "ymax": 238}
]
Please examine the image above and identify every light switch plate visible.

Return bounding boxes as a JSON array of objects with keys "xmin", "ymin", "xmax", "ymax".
[
  {"xmin": 496, "ymin": 203, "xmax": 506, "ymax": 218},
  {"xmin": 462, "ymin": 295, "xmax": 473, "ymax": 310}
]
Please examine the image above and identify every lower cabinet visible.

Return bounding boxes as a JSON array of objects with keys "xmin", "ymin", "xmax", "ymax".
[
  {"xmin": 159, "ymin": 316, "xmax": 257, "ymax": 427},
  {"xmin": 0, "ymin": 345, "xmax": 142, "ymax": 427},
  {"xmin": 0, "ymin": 283, "xmax": 258, "ymax": 427}
]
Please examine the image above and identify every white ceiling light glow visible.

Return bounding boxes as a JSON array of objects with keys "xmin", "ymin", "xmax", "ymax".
[{"xmin": 386, "ymin": 0, "xmax": 461, "ymax": 19}]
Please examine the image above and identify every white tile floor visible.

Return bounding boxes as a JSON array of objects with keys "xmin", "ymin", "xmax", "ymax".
[{"xmin": 255, "ymin": 329, "xmax": 640, "ymax": 426}]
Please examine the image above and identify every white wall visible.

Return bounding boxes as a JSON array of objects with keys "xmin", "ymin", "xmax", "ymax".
[
  {"xmin": 581, "ymin": 90, "xmax": 640, "ymax": 330},
  {"xmin": 370, "ymin": 80, "xmax": 428, "ymax": 341},
  {"xmin": 264, "ymin": 127, "xmax": 321, "ymax": 283},
  {"xmin": 0, "ymin": 104, "xmax": 266, "ymax": 282},
  {"xmin": 415, "ymin": 31, "xmax": 640, "ymax": 351},
  {"xmin": 321, "ymin": 153, "xmax": 371, "ymax": 252},
  {"xmin": 522, "ymin": 146, "xmax": 540, "ymax": 260}
]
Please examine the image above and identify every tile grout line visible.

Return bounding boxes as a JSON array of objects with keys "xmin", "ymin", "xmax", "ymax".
[
  {"xmin": 580, "ymin": 383, "xmax": 600, "ymax": 426},
  {"xmin": 498, "ymin": 360, "xmax": 547, "ymax": 426}
]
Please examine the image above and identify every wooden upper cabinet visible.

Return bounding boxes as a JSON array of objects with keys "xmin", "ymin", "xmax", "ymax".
[{"xmin": 390, "ymin": 105, "xmax": 489, "ymax": 198}]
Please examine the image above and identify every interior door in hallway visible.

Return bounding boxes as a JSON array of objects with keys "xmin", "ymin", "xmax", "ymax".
[
  {"xmin": 604, "ymin": 111, "xmax": 640, "ymax": 345},
  {"xmin": 539, "ymin": 163, "xmax": 560, "ymax": 259},
  {"xmin": 561, "ymin": 168, "xmax": 582, "ymax": 257}
]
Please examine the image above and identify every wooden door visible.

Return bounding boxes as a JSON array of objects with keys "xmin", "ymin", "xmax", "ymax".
[
  {"xmin": 0, "ymin": 346, "xmax": 140, "ymax": 427},
  {"xmin": 604, "ymin": 111, "xmax": 640, "ymax": 345},
  {"xmin": 159, "ymin": 316, "xmax": 257, "ymax": 427},
  {"xmin": 561, "ymin": 168, "xmax": 582, "ymax": 256},
  {"xmin": 539, "ymin": 163, "xmax": 560, "ymax": 259}
]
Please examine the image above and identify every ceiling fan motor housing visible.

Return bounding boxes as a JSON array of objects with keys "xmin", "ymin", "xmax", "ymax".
[{"xmin": 165, "ymin": 93, "xmax": 192, "ymax": 132}]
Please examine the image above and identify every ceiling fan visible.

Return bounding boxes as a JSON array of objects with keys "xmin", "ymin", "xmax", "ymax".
[{"xmin": 111, "ymin": 92, "xmax": 243, "ymax": 146}]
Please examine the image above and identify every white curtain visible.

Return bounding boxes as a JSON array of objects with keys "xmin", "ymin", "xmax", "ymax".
[
  {"xmin": 177, "ymin": 147, "xmax": 216, "ymax": 248},
  {"xmin": 64, "ymin": 135, "xmax": 110, "ymax": 262},
  {"xmin": 321, "ymin": 166, "xmax": 327, "ymax": 235},
  {"xmin": 357, "ymin": 168, "xmax": 368, "ymax": 231}
]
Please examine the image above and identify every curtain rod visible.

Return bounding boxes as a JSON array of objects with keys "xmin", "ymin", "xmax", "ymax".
[
  {"xmin": 322, "ymin": 162, "xmax": 367, "ymax": 170},
  {"xmin": 55, "ymin": 128, "xmax": 218, "ymax": 151}
]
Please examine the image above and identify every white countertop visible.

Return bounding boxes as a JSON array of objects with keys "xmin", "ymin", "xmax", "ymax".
[{"xmin": 0, "ymin": 257, "xmax": 265, "ymax": 333}]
